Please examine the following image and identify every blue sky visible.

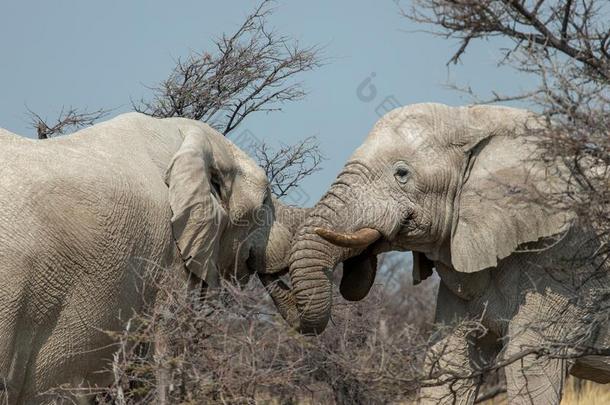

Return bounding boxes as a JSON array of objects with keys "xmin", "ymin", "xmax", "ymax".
[{"xmin": 0, "ymin": 0, "xmax": 535, "ymax": 204}]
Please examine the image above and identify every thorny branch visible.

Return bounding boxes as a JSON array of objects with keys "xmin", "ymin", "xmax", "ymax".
[
  {"xmin": 86, "ymin": 254, "xmax": 441, "ymax": 404},
  {"xmin": 404, "ymin": 0, "xmax": 609, "ymax": 79},
  {"xmin": 40, "ymin": 255, "xmax": 606, "ymax": 404}
]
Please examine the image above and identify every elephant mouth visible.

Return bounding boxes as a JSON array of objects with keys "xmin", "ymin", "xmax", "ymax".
[
  {"xmin": 314, "ymin": 226, "xmax": 387, "ymax": 302},
  {"xmin": 336, "ymin": 247, "xmax": 379, "ymax": 301},
  {"xmin": 245, "ymin": 247, "xmax": 268, "ymax": 274},
  {"xmin": 241, "ymin": 247, "xmax": 266, "ymax": 284},
  {"xmin": 245, "ymin": 253, "xmax": 256, "ymax": 275}
]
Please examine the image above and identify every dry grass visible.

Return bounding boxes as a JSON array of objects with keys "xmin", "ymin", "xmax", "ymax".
[
  {"xmin": 561, "ymin": 378, "xmax": 610, "ymax": 405},
  {"xmin": 474, "ymin": 377, "xmax": 610, "ymax": 405},
  {"xmin": 250, "ymin": 377, "xmax": 610, "ymax": 405}
]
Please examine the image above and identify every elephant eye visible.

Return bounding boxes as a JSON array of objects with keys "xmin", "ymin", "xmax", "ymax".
[{"xmin": 394, "ymin": 166, "xmax": 410, "ymax": 184}]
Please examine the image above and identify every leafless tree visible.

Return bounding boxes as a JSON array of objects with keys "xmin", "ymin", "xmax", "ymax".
[
  {"xmin": 28, "ymin": 106, "xmax": 110, "ymax": 139},
  {"xmin": 134, "ymin": 0, "xmax": 321, "ymax": 136},
  {"xmin": 42, "ymin": 252, "xmax": 601, "ymax": 404}
]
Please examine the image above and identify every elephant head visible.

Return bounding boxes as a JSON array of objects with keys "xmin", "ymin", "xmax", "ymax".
[
  {"xmin": 284, "ymin": 103, "xmax": 571, "ymax": 334},
  {"xmin": 165, "ymin": 119, "xmax": 283, "ymax": 289}
]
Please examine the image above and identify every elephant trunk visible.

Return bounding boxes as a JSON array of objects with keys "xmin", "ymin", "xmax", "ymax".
[
  {"xmin": 288, "ymin": 221, "xmax": 338, "ymax": 334},
  {"xmin": 258, "ymin": 273, "xmax": 299, "ymax": 327},
  {"xmin": 287, "ymin": 171, "xmax": 381, "ymax": 334},
  {"xmin": 259, "ymin": 198, "xmax": 319, "ymax": 331}
]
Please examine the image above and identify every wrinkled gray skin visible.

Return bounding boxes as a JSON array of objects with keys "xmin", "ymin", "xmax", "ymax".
[
  {"xmin": 283, "ymin": 104, "xmax": 610, "ymax": 404},
  {"xmin": 0, "ymin": 113, "xmax": 305, "ymax": 404}
]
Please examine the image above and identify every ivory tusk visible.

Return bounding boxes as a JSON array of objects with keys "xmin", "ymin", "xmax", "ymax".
[{"xmin": 314, "ymin": 227, "xmax": 381, "ymax": 248}]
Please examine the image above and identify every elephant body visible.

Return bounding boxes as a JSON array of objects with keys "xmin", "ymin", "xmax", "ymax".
[
  {"xmin": 282, "ymin": 103, "xmax": 610, "ymax": 404},
  {"xmin": 1, "ymin": 115, "xmax": 182, "ymax": 402},
  {"xmin": 0, "ymin": 113, "xmax": 287, "ymax": 403},
  {"xmin": 425, "ymin": 225, "xmax": 610, "ymax": 404}
]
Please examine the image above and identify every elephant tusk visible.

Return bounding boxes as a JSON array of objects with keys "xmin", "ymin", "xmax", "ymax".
[{"xmin": 314, "ymin": 227, "xmax": 381, "ymax": 248}]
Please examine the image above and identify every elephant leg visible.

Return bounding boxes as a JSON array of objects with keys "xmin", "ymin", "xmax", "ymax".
[
  {"xmin": 0, "ymin": 295, "xmax": 26, "ymax": 403},
  {"xmin": 504, "ymin": 344, "xmax": 567, "ymax": 405},
  {"xmin": 569, "ymin": 312, "xmax": 610, "ymax": 383},
  {"xmin": 5, "ymin": 330, "xmax": 33, "ymax": 404},
  {"xmin": 570, "ymin": 355, "xmax": 610, "ymax": 383},
  {"xmin": 419, "ymin": 283, "xmax": 485, "ymax": 405},
  {"xmin": 155, "ymin": 273, "xmax": 203, "ymax": 404},
  {"xmin": 503, "ymin": 293, "xmax": 571, "ymax": 405},
  {"xmin": 419, "ymin": 328, "xmax": 482, "ymax": 405}
]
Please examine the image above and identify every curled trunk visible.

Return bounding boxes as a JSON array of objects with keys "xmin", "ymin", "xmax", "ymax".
[
  {"xmin": 287, "ymin": 221, "xmax": 338, "ymax": 334},
  {"xmin": 286, "ymin": 169, "xmax": 382, "ymax": 334}
]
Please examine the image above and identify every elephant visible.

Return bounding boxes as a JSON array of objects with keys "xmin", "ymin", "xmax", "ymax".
[
  {"xmin": 0, "ymin": 113, "xmax": 305, "ymax": 404},
  {"xmin": 278, "ymin": 103, "xmax": 610, "ymax": 404}
]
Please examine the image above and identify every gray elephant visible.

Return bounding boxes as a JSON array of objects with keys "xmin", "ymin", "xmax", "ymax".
[
  {"xmin": 0, "ymin": 113, "xmax": 304, "ymax": 404},
  {"xmin": 278, "ymin": 103, "xmax": 610, "ymax": 404}
]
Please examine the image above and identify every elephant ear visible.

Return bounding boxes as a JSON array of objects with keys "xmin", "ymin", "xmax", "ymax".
[
  {"xmin": 165, "ymin": 129, "xmax": 228, "ymax": 282},
  {"xmin": 450, "ymin": 108, "xmax": 572, "ymax": 273}
]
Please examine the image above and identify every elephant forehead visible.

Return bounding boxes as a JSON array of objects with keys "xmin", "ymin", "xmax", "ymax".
[
  {"xmin": 353, "ymin": 124, "xmax": 435, "ymax": 162},
  {"xmin": 237, "ymin": 156, "xmax": 268, "ymax": 186}
]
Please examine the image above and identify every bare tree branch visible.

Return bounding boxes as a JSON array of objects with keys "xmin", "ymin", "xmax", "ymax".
[
  {"xmin": 84, "ymin": 253, "xmax": 442, "ymax": 404},
  {"xmin": 404, "ymin": 0, "xmax": 610, "ymax": 79},
  {"xmin": 134, "ymin": 0, "xmax": 322, "ymax": 135},
  {"xmin": 253, "ymin": 137, "xmax": 324, "ymax": 198},
  {"xmin": 28, "ymin": 106, "xmax": 110, "ymax": 139},
  {"xmin": 27, "ymin": 1, "xmax": 323, "ymax": 197}
]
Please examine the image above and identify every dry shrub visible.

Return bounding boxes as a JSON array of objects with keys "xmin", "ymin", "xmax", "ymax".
[{"xmin": 92, "ymin": 253, "xmax": 439, "ymax": 404}]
